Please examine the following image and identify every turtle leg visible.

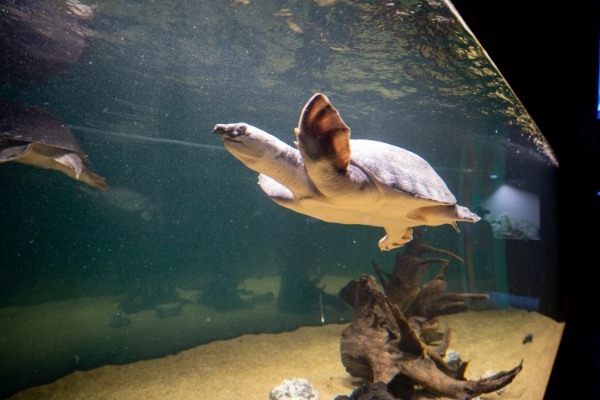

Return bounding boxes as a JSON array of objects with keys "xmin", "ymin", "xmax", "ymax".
[{"xmin": 379, "ymin": 227, "xmax": 413, "ymax": 251}]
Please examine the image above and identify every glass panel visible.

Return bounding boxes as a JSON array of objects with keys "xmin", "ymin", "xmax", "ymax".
[{"xmin": 0, "ymin": 0, "xmax": 562, "ymax": 399}]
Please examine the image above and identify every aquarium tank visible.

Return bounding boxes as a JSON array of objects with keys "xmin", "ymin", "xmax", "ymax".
[{"xmin": 0, "ymin": 0, "xmax": 564, "ymax": 399}]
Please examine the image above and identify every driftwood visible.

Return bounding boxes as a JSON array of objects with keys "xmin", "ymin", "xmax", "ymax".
[
  {"xmin": 338, "ymin": 275, "xmax": 522, "ymax": 399},
  {"xmin": 371, "ymin": 231, "xmax": 488, "ymax": 318},
  {"xmin": 333, "ymin": 382, "xmax": 396, "ymax": 400}
]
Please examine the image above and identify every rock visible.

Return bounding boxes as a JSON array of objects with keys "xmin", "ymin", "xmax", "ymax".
[
  {"xmin": 269, "ymin": 378, "xmax": 319, "ymax": 400},
  {"xmin": 249, "ymin": 291, "xmax": 275, "ymax": 305},
  {"xmin": 444, "ymin": 349, "xmax": 462, "ymax": 368},
  {"xmin": 119, "ymin": 281, "xmax": 179, "ymax": 314},
  {"xmin": 109, "ymin": 311, "xmax": 131, "ymax": 328},
  {"xmin": 155, "ymin": 302, "xmax": 183, "ymax": 318}
]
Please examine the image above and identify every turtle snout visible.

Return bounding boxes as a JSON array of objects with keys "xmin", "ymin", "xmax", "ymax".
[{"xmin": 213, "ymin": 124, "xmax": 247, "ymax": 139}]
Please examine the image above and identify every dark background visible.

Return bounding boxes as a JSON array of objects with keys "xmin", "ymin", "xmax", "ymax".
[{"xmin": 451, "ymin": 1, "xmax": 600, "ymax": 398}]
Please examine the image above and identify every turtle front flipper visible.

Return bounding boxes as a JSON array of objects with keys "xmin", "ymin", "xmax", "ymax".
[
  {"xmin": 295, "ymin": 93, "xmax": 351, "ymax": 173},
  {"xmin": 379, "ymin": 226, "xmax": 414, "ymax": 251},
  {"xmin": 258, "ymin": 173, "xmax": 310, "ymax": 217},
  {"xmin": 0, "ymin": 142, "xmax": 30, "ymax": 161},
  {"xmin": 258, "ymin": 174, "xmax": 295, "ymax": 204}
]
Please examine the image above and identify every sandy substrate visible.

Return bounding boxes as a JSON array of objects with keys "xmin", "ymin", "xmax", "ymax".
[{"xmin": 3, "ymin": 277, "xmax": 564, "ymax": 400}]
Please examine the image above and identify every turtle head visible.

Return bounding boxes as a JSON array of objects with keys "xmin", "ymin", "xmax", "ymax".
[
  {"xmin": 213, "ymin": 123, "xmax": 289, "ymax": 171},
  {"xmin": 214, "ymin": 123, "xmax": 248, "ymax": 140},
  {"xmin": 214, "ymin": 123, "xmax": 255, "ymax": 159},
  {"xmin": 214, "ymin": 123, "xmax": 268, "ymax": 156}
]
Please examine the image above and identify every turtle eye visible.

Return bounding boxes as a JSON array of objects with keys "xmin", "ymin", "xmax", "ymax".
[{"xmin": 236, "ymin": 125, "xmax": 247, "ymax": 135}]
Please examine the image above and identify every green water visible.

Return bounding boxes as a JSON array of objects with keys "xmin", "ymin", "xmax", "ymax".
[{"xmin": 0, "ymin": 0, "xmax": 559, "ymax": 397}]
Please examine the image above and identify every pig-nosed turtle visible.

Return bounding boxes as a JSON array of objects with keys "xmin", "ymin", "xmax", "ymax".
[
  {"xmin": 213, "ymin": 93, "xmax": 479, "ymax": 251},
  {"xmin": 0, "ymin": 101, "xmax": 108, "ymax": 190}
]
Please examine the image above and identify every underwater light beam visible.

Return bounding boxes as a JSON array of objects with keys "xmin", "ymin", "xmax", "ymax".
[{"xmin": 69, "ymin": 125, "xmax": 225, "ymax": 151}]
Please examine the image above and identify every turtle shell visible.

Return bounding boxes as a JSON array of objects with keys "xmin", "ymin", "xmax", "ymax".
[
  {"xmin": 296, "ymin": 92, "xmax": 457, "ymax": 206},
  {"xmin": 0, "ymin": 101, "xmax": 83, "ymax": 153},
  {"xmin": 350, "ymin": 139, "xmax": 458, "ymax": 205}
]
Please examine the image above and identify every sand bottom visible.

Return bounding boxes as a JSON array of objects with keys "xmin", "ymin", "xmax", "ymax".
[
  {"xmin": 8, "ymin": 313, "xmax": 563, "ymax": 399},
  {"xmin": 2, "ymin": 276, "xmax": 564, "ymax": 400}
]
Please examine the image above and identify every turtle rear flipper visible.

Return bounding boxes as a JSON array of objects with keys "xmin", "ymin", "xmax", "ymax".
[
  {"xmin": 79, "ymin": 170, "xmax": 108, "ymax": 190},
  {"xmin": 379, "ymin": 227, "xmax": 414, "ymax": 251}
]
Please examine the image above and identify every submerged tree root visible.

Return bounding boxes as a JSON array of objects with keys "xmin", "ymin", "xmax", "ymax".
[{"xmin": 336, "ymin": 274, "xmax": 522, "ymax": 400}]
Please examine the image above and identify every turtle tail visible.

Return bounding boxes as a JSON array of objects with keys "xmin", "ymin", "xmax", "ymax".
[
  {"xmin": 450, "ymin": 205, "xmax": 480, "ymax": 232},
  {"xmin": 455, "ymin": 204, "xmax": 481, "ymax": 223}
]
